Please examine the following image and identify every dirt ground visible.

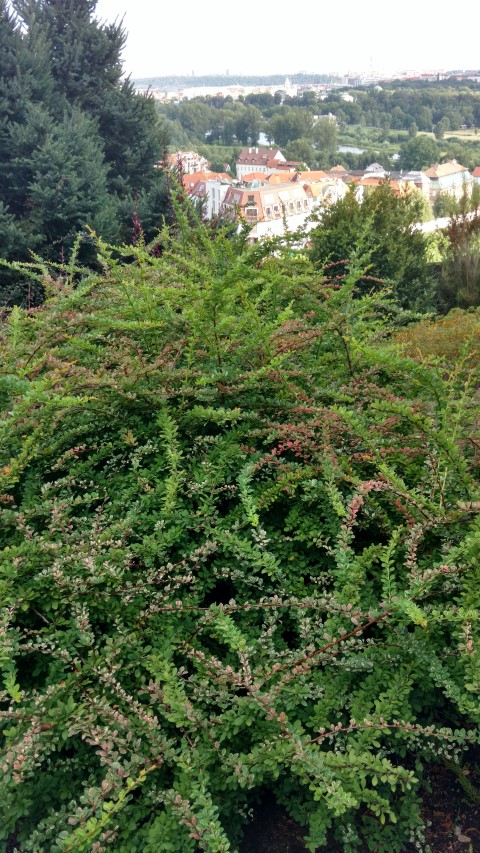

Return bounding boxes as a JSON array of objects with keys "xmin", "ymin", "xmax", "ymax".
[
  {"xmin": 239, "ymin": 761, "xmax": 480, "ymax": 852},
  {"xmin": 239, "ymin": 792, "xmax": 309, "ymax": 853},
  {"xmin": 421, "ymin": 761, "xmax": 480, "ymax": 852}
]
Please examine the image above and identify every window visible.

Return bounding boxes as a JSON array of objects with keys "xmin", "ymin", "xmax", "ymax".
[
  {"xmin": 265, "ymin": 206, "xmax": 272, "ymax": 216},
  {"xmin": 248, "ymin": 194, "xmax": 254, "ymax": 204},
  {"xmin": 245, "ymin": 207, "xmax": 257, "ymax": 220}
]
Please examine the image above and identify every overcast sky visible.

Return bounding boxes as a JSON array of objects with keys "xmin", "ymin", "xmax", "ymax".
[{"xmin": 95, "ymin": 0, "xmax": 479, "ymax": 80}]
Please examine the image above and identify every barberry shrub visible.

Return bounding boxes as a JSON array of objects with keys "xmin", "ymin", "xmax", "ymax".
[{"xmin": 1, "ymin": 210, "xmax": 480, "ymax": 852}]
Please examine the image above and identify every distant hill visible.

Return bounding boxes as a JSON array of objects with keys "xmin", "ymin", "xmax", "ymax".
[{"xmin": 133, "ymin": 73, "xmax": 342, "ymax": 90}]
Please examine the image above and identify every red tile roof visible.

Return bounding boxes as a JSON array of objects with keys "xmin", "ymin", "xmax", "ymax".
[
  {"xmin": 353, "ymin": 177, "xmax": 413, "ymax": 196},
  {"xmin": 295, "ymin": 170, "xmax": 329, "ymax": 182},
  {"xmin": 267, "ymin": 172, "xmax": 296, "ymax": 184},
  {"xmin": 182, "ymin": 170, "xmax": 231, "ymax": 190},
  {"xmin": 242, "ymin": 172, "xmax": 267, "ymax": 182},
  {"xmin": 237, "ymin": 147, "xmax": 283, "ymax": 166}
]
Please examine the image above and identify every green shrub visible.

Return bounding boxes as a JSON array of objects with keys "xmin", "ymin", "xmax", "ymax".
[{"xmin": 1, "ymin": 212, "xmax": 480, "ymax": 851}]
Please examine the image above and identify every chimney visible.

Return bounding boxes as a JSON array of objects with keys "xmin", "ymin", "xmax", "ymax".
[
  {"xmin": 255, "ymin": 147, "xmax": 258, "ymax": 153},
  {"xmin": 249, "ymin": 147, "xmax": 252, "ymax": 153}
]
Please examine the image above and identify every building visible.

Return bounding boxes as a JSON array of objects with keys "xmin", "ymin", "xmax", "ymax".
[
  {"xmin": 472, "ymin": 166, "xmax": 480, "ymax": 184},
  {"xmin": 236, "ymin": 147, "xmax": 286, "ymax": 179},
  {"xmin": 350, "ymin": 176, "xmax": 419, "ymax": 201},
  {"xmin": 242, "ymin": 171, "xmax": 273, "ymax": 184},
  {"xmin": 221, "ymin": 173, "xmax": 346, "ymax": 242},
  {"xmin": 424, "ymin": 160, "xmax": 473, "ymax": 200},
  {"xmin": 365, "ymin": 162, "xmax": 388, "ymax": 177},
  {"xmin": 189, "ymin": 179, "xmax": 233, "ymax": 218},
  {"xmin": 325, "ymin": 165, "xmax": 349, "ymax": 180},
  {"xmin": 389, "ymin": 171, "xmax": 432, "ymax": 198},
  {"xmin": 175, "ymin": 77, "xmax": 298, "ymax": 102},
  {"xmin": 168, "ymin": 151, "xmax": 209, "ymax": 174},
  {"xmin": 292, "ymin": 171, "xmax": 346, "ymax": 205},
  {"xmin": 182, "ymin": 171, "xmax": 232, "ymax": 217},
  {"xmin": 182, "ymin": 170, "xmax": 230, "ymax": 191},
  {"xmin": 222, "ymin": 180, "xmax": 312, "ymax": 240}
]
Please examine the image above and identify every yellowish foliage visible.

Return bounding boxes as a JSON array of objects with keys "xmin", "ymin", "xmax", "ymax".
[{"xmin": 394, "ymin": 308, "xmax": 480, "ymax": 367}]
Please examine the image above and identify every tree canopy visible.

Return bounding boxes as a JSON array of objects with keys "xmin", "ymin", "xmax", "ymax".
[
  {"xmin": 398, "ymin": 135, "xmax": 440, "ymax": 171},
  {"xmin": 309, "ymin": 183, "xmax": 435, "ymax": 311}
]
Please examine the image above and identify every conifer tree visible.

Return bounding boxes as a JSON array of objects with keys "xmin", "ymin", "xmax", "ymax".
[
  {"xmin": 14, "ymin": 0, "xmax": 164, "ymax": 205},
  {"xmin": 0, "ymin": 2, "xmax": 53, "ymax": 303},
  {"xmin": 0, "ymin": 0, "xmax": 52, "ymax": 212},
  {"xmin": 0, "ymin": 1, "xmax": 22, "ymax": 216},
  {"xmin": 27, "ymin": 108, "xmax": 117, "ymax": 246},
  {"xmin": 13, "ymin": 0, "xmax": 125, "ymax": 113},
  {"xmin": 0, "ymin": 0, "xmax": 167, "ymax": 304}
]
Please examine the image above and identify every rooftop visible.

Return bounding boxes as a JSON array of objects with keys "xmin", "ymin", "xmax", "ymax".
[
  {"xmin": 425, "ymin": 160, "xmax": 469, "ymax": 178},
  {"xmin": 237, "ymin": 147, "xmax": 283, "ymax": 165},
  {"xmin": 294, "ymin": 170, "xmax": 329, "ymax": 182},
  {"xmin": 242, "ymin": 172, "xmax": 268, "ymax": 183},
  {"xmin": 183, "ymin": 170, "xmax": 232, "ymax": 189}
]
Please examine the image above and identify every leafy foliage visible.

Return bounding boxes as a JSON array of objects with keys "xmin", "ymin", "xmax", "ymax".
[
  {"xmin": 308, "ymin": 183, "xmax": 435, "ymax": 312},
  {"xmin": 0, "ymin": 211, "xmax": 480, "ymax": 851},
  {"xmin": 397, "ymin": 136, "xmax": 441, "ymax": 171}
]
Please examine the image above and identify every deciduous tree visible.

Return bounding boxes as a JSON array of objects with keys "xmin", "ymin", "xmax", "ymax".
[
  {"xmin": 398, "ymin": 134, "xmax": 440, "ymax": 170},
  {"xmin": 309, "ymin": 183, "xmax": 435, "ymax": 310}
]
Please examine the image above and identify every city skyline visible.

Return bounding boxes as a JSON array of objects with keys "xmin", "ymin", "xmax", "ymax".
[{"xmin": 95, "ymin": 0, "xmax": 479, "ymax": 80}]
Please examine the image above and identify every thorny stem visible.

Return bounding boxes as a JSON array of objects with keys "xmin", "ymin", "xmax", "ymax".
[{"xmin": 278, "ymin": 609, "xmax": 392, "ymax": 673}]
